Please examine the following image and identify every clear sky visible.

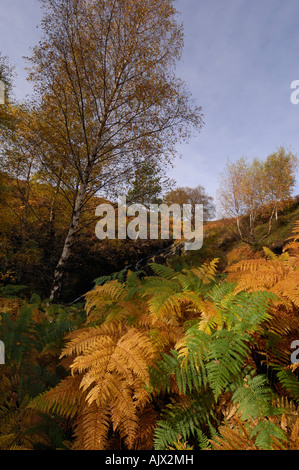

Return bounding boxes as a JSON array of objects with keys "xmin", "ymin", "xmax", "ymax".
[{"xmin": 1, "ymin": 0, "xmax": 299, "ymax": 215}]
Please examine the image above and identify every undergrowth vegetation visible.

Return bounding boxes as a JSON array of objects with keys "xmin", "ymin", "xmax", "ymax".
[{"xmin": 0, "ymin": 222, "xmax": 299, "ymax": 450}]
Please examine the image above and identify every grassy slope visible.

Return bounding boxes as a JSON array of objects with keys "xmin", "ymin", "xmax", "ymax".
[{"xmin": 167, "ymin": 199, "xmax": 299, "ymax": 273}]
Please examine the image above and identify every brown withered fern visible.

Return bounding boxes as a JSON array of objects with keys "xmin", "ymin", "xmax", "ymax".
[
  {"xmin": 226, "ymin": 221, "xmax": 299, "ymax": 309},
  {"xmin": 31, "ymin": 324, "xmax": 159, "ymax": 450}
]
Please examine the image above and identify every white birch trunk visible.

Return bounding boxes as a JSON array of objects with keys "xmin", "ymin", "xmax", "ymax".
[{"xmin": 49, "ymin": 181, "xmax": 87, "ymax": 301}]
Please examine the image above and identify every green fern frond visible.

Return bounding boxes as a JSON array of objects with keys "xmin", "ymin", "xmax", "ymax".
[
  {"xmin": 149, "ymin": 263, "xmax": 176, "ymax": 280},
  {"xmin": 205, "ymin": 282, "xmax": 236, "ymax": 308},
  {"xmin": 263, "ymin": 246, "xmax": 278, "ymax": 260},
  {"xmin": 274, "ymin": 366, "xmax": 299, "ymax": 404},
  {"xmin": 153, "ymin": 396, "xmax": 213, "ymax": 450},
  {"xmin": 231, "ymin": 374, "xmax": 278, "ymax": 421},
  {"xmin": 205, "ymin": 330, "xmax": 251, "ymax": 400},
  {"xmin": 250, "ymin": 419, "xmax": 287, "ymax": 450}
]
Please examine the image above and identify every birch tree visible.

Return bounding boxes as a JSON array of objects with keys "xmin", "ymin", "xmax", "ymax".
[
  {"xmin": 264, "ymin": 147, "xmax": 298, "ymax": 219},
  {"xmin": 23, "ymin": 0, "xmax": 203, "ymax": 301},
  {"xmin": 217, "ymin": 158, "xmax": 250, "ymax": 241},
  {"xmin": 217, "ymin": 148, "xmax": 298, "ymax": 245},
  {"xmin": 0, "ymin": 53, "xmax": 15, "ymax": 131}
]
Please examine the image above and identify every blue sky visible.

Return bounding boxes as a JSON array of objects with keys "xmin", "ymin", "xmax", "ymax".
[{"xmin": 1, "ymin": 0, "xmax": 299, "ymax": 214}]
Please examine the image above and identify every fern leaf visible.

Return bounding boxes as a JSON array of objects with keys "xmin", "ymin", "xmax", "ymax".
[
  {"xmin": 208, "ymin": 421, "xmax": 258, "ymax": 450},
  {"xmin": 206, "ymin": 330, "xmax": 250, "ymax": 400},
  {"xmin": 153, "ymin": 396, "xmax": 212, "ymax": 450},
  {"xmin": 250, "ymin": 419, "xmax": 287, "ymax": 450},
  {"xmin": 274, "ymin": 366, "xmax": 299, "ymax": 404},
  {"xmin": 29, "ymin": 375, "xmax": 82, "ymax": 419},
  {"xmin": 148, "ymin": 263, "xmax": 176, "ymax": 280},
  {"xmin": 72, "ymin": 402, "xmax": 110, "ymax": 450},
  {"xmin": 263, "ymin": 246, "xmax": 278, "ymax": 260},
  {"xmin": 190, "ymin": 258, "xmax": 219, "ymax": 283},
  {"xmin": 231, "ymin": 374, "xmax": 278, "ymax": 421}
]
